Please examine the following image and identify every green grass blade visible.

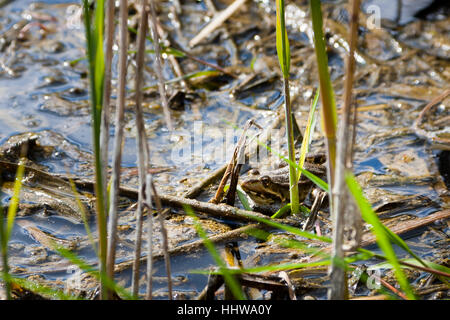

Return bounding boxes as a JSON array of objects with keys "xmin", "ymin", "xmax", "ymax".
[
  {"xmin": 127, "ymin": 26, "xmax": 186, "ymax": 58},
  {"xmin": 345, "ymin": 172, "xmax": 416, "ymax": 300},
  {"xmin": 0, "ymin": 160, "xmax": 24, "ymax": 299},
  {"xmin": 271, "ymin": 203, "xmax": 291, "ymax": 219},
  {"xmin": 236, "ymin": 186, "xmax": 252, "ymax": 211},
  {"xmin": 379, "ymin": 224, "xmax": 428, "ymax": 269},
  {"xmin": 82, "ymin": 0, "xmax": 109, "ymax": 299},
  {"xmin": 93, "ymin": 0, "xmax": 105, "ymax": 113},
  {"xmin": 270, "ymin": 203, "xmax": 312, "ymax": 219},
  {"xmin": 141, "ymin": 70, "xmax": 220, "ymax": 91},
  {"xmin": 240, "ymin": 210, "xmax": 331, "ymax": 243},
  {"xmin": 68, "ymin": 178, "xmax": 96, "ymax": 252},
  {"xmin": 183, "ymin": 205, "xmax": 245, "ymax": 300},
  {"xmin": 224, "ymin": 184, "xmax": 252, "ymax": 211},
  {"xmin": 297, "ymin": 88, "xmax": 319, "ymax": 182},
  {"xmin": 235, "ymin": 250, "xmax": 372, "ymax": 274},
  {"xmin": 193, "ymin": 250, "xmax": 373, "ymax": 275},
  {"xmin": 225, "ymin": 260, "xmax": 330, "ymax": 274},
  {"xmin": 309, "ymin": 0, "xmax": 337, "ymax": 168},
  {"xmin": 68, "ymin": 56, "xmax": 87, "ymax": 67},
  {"xmin": 189, "ymin": 259, "xmax": 330, "ymax": 275},
  {"xmin": 271, "ymin": 237, "xmax": 330, "ymax": 259},
  {"xmin": 6, "ymin": 160, "xmax": 24, "ymax": 241},
  {"xmin": 275, "ymin": 0, "xmax": 290, "ymax": 78}
]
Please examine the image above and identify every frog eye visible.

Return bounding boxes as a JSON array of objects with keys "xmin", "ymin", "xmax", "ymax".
[
  {"xmin": 261, "ymin": 176, "xmax": 270, "ymax": 187},
  {"xmin": 249, "ymin": 169, "xmax": 260, "ymax": 176}
]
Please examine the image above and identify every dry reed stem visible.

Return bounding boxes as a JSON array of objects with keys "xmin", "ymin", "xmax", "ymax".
[
  {"xmin": 148, "ymin": 0, "xmax": 173, "ymax": 130},
  {"xmin": 328, "ymin": 0, "xmax": 360, "ymax": 300},
  {"xmin": 100, "ymin": 0, "xmax": 115, "ymax": 203},
  {"xmin": 149, "ymin": 179, "xmax": 173, "ymax": 299},
  {"xmin": 152, "ymin": 18, "xmax": 191, "ymax": 90},
  {"xmin": 145, "ymin": 174, "xmax": 154, "ymax": 299},
  {"xmin": 130, "ymin": 0, "xmax": 151, "ymax": 297},
  {"xmin": 105, "ymin": 0, "xmax": 128, "ymax": 299}
]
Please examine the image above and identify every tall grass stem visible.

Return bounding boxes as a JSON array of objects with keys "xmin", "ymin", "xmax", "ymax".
[
  {"xmin": 275, "ymin": 0, "xmax": 299, "ymax": 214},
  {"xmin": 82, "ymin": 0, "xmax": 108, "ymax": 299},
  {"xmin": 0, "ymin": 160, "xmax": 24, "ymax": 299}
]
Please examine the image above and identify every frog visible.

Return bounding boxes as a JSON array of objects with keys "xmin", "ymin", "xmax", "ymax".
[{"xmin": 240, "ymin": 153, "xmax": 327, "ymax": 208}]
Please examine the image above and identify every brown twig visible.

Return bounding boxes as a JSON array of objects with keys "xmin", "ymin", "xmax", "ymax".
[
  {"xmin": 204, "ymin": 0, "xmax": 239, "ymax": 65},
  {"xmin": 377, "ymin": 275, "xmax": 409, "ymax": 300},
  {"xmin": 211, "ymin": 119, "xmax": 256, "ymax": 205},
  {"xmin": 189, "ymin": 0, "xmax": 247, "ymax": 48},
  {"xmin": 183, "ymin": 164, "xmax": 228, "ymax": 199},
  {"xmin": 416, "ymin": 284, "xmax": 449, "ymax": 296},
  {"xmin": 415, "ymin": 88, "xmax": 450, "ymax": 127},
  {"xmin": 70, "ymin": 175, "xmax": 301, "ymax": 226},
  {"xmin": 161, "ymin": 194, "xmax": 298, "ymax": 225},
  {"xmin": 397, "ymin": 261, "xmax": 450, "ymax": 279},
  {"xmin": 209, "ymin": 162, "xmax": 234, "ymax": 204},
  {"xmin": 279, "ymin": 271, "xmax": 297, "ymax": 300},
  {"xmin": 360, "ymin": 209, "xmax": 450, "ymax": 248},
  {"xmin": 196, "ymin": 273, "xmax": 224, "ymax": 300}
]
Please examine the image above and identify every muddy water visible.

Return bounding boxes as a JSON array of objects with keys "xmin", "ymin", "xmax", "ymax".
[{"xmin": 0, "ymin": 0, "xmax": 448, "ymax": 299}]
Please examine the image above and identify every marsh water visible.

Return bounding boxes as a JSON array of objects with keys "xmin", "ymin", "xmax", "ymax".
[{"xmin": 0, "ymin": 0, "xmax": 448, "ymax": 299}]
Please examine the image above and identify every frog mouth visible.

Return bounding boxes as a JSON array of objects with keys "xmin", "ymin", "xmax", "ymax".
[{"xmin": 243, "ymin": 189, "xmax": 281, "ymax": 205}]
